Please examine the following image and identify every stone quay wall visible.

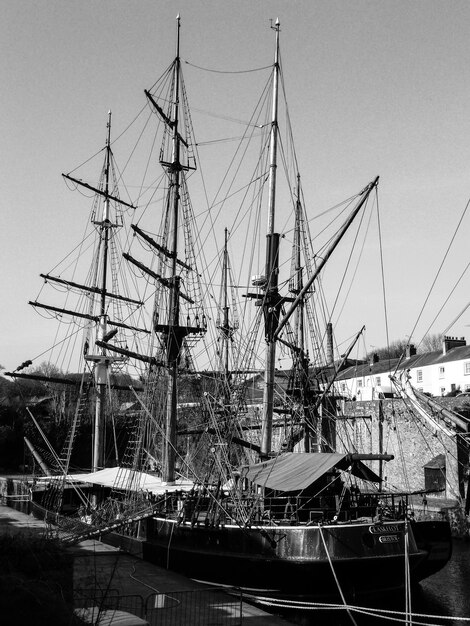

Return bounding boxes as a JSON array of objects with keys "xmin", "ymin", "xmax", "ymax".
[
  {"xmin": 337, "ymin": 399, "xmax": 464, "ymax": 497},
  {"xmin": 338, "ymin": 398, "xmax": 470, "ymax": 537}
]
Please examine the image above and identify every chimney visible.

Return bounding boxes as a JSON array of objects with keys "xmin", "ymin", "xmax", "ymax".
[
  {"xmin": 406, "ymin": 344, "xmax": 417, "ymax": 359},
  {"xmin": 442, "ymin": 336, "xmax": 466, "ymax": 355},
  {"xmin": 326, "ymin": 322, "xmax": 334, "ymax": 366},
  {"xmin": 369, "ymin": 353, "xmax": 379, "ymax": 367}
]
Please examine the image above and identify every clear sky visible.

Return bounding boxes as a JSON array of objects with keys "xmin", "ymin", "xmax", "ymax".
[{"xmin": 3, "ymin": 0, "xmax": 470, "ymax": 373}]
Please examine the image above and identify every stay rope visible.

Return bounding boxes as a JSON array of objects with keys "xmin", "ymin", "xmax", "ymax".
[
  {"xmin": 318, "ymin": 525, "xmax": 359, "ymax": 626},
  {"xmin": 407, "ymin": 195, "xmax": 470, "ymax": 352}
]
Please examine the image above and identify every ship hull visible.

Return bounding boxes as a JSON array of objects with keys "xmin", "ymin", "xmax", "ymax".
[
  {"xmin": 143, "ymin": 516, "xmax": 429, "ymax": 600},
  {"xmin": 413, "ymin": 519, "xmax": 453, "ymax": 579}
]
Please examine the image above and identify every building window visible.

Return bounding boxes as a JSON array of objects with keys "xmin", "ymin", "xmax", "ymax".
[
  {"xmin": 465, "ymin": 384, "xmax": 470, "ymax": 392},
  {"xmin": 440, "ymin": 387, "xmax": 446, "ymax": 395},
  {"xmin": 375, "ymin": 376, "xmax": 381, "ymax": 386},
  {"xmin": 465, "ymin": 362, "xmax": 470, "ymax": 375},
  {"xmin": 341, "ymin": 383, "xmax": 346, "ymax": 392},
  {"xmin": 416, "ymin": 370, "xmax": 423, "ymax": 383},
  {"xmin": 357, "ymin": 379, "xmax": 363, "ymax": 388},
  {"xmin": 439, "ymin": 367, "xmax": 445, "ymax": 378}
]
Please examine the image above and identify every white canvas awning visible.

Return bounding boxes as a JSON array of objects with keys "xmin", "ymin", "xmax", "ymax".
[{"xmin": 38, "ymin": 467, "xmax": 194, "ymax": 495}]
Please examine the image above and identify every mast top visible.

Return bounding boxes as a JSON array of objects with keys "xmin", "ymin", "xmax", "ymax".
[
  {"xmin": 106, "ymin": 111, "xmax": 112, "ymax": 145},
  {"xmin": 175, "ymin": 14, "xmax": 181, "ymax": 58}
]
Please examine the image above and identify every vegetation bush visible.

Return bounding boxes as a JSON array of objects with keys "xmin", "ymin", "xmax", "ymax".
[
  {"xmin": 0, "ymin": 575, "xmax": 84, "ymax": 626},
  {"xmin": 0, "ymin": 532, "xmax": 70, "ymax": 578},
  {"xmin": 0, "ymin": 532, "xmax": 84, "ymax": 626}
]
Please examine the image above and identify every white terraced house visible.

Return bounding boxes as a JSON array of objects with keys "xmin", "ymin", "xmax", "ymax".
[{"xmin": 333, "ymin": 336, "xmax": 470, "ymax": 399}]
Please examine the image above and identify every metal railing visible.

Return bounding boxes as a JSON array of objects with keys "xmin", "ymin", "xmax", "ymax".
[
  {"xmin": 74, "ymin": 587, "xmax": 244, "ymax": 625},
  {"xmin": 145, "ymin": 588, "xmax": 243, "ymax": 626}
]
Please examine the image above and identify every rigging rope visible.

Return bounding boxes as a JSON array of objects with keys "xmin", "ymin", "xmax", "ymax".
[
  {"xmin": 407, "ymin": 195, "xmax": 470, "ymax": 351},
  {"xmin": 318, "ymin": 526, "xmax": 359, "ymax": 626},
  {"xmin": 183, "ymin": 58, "xmax": 271, "ymax": 74}
]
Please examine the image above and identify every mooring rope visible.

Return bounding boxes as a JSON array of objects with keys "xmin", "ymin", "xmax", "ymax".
[
  {"xmin": 404, "ymin": 521, "xmax": 412, "ymax": 626},
  {"xmin": 243, "ymin": 595, "xmax": 470, "ymax": 624},
  {"xmin": 318, "ymin": 525, "xmax": 359, "ymax": 626}
]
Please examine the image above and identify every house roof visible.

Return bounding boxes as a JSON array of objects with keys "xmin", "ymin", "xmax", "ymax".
[
  {"xmin": 236, "ymin": 344, "xmax": 470, "ymax": 388},
  {"xmin": 333, "ymin": 344, "xmax": 470, "ymax": 382},
  {"xmin": 334, "ymin": 359, "xmax": 400, "ymax": 381},
  {"xmin": 434, "ymin": 345, "xmax": 470, "ymax": 364},
  {"xmin": 423, "ymin": 454, "xmax": 445, "ymax": 469}
]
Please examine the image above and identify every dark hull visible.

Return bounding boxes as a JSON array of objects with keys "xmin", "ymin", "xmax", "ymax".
[
  {"xmin": 25, "ymin": 480, "xmax": 452, "ymax": 598},
  {"xmin": 413, "ymin": 519, "xmax": 453, "ymax": 579},
  {"xmin": 143, "ymin": 516, "xmax": 429, "ymax": 600}
]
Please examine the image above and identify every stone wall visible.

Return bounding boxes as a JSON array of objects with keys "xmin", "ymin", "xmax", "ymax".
[
  {"xmin": 338, "ymin": 399, "xmax": 466, "ymax": 503},
  {"xmin": 0, "ymin": 476, "xmax": 31, "ymax": 514}
]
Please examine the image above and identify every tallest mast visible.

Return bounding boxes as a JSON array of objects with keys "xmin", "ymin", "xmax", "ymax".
[
  {"xmin": 164, "ymin": 15, "xmax": 182, "ymax": 485},
  {"xmin": 260, "ymin": 19, "xmax": 281, "ymax": 457},
  {"xmin": 267, "ymin": 18, "xmax": 280, "ymax": 237},
  {"xmin": 141, "ymin": 15, "xmax": 206, "ymax": 484}
]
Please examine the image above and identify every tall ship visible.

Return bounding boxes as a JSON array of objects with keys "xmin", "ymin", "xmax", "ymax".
[{"xmin": 7, "ymin": 17, "xmax": 452, "ymax": 602}]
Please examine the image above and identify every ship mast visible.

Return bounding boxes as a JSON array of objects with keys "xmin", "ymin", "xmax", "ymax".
[
  {"xmin": 216, "ymin": 227, "xmax": 238, "ymax": 403},
  {"xmin": 164, "ymin": 15, "xmax": 182, "ymax": 484},
  {"xmin": 120, "ymin": 15, "xmax": 205, "ymax": 484},
  {"xmin": 291, "ymin": 174, "xmax": 312, "ymax": 452},
  {"xmin": 18, "ymin": 112, "xmax": 139, "ymax": 473},
  {"xmin": 260, "ymin": 18, "xmax": 281, "ymax": 457},
  {"xmin": 293, "ymin": 176, "xmax": 305, "ymax": 359},
  {"xmin": 92, "ymin": 112, "xmax": 112, "ymax": 471},
  {"xmin": 87, "ymin": 112, "xmax": 125, "ymax": 472},
  {"xmin": 220, "ymin": 228, "xmax": 232, "ymax": 379},
  {"xmin": 142, "ymin": 16, "xmax": 204, "ymax": 484}
]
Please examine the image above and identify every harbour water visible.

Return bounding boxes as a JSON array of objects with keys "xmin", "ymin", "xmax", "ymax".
[
  {"xmin": 415, "ymin": 540, "xmax": 470, "ymax": 626},
  {"xmin": 273, "ymin": 539, "xmax": 470, "ymax": 625}
]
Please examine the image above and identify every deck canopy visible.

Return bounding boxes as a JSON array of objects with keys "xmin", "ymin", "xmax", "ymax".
[
  {"xmin": 242, "ymin": 452, "xmax": 381, "ymax": 492},
  {"xmin": 37, "ymin": 467, "xmax": 194, "ymax": 495}
]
